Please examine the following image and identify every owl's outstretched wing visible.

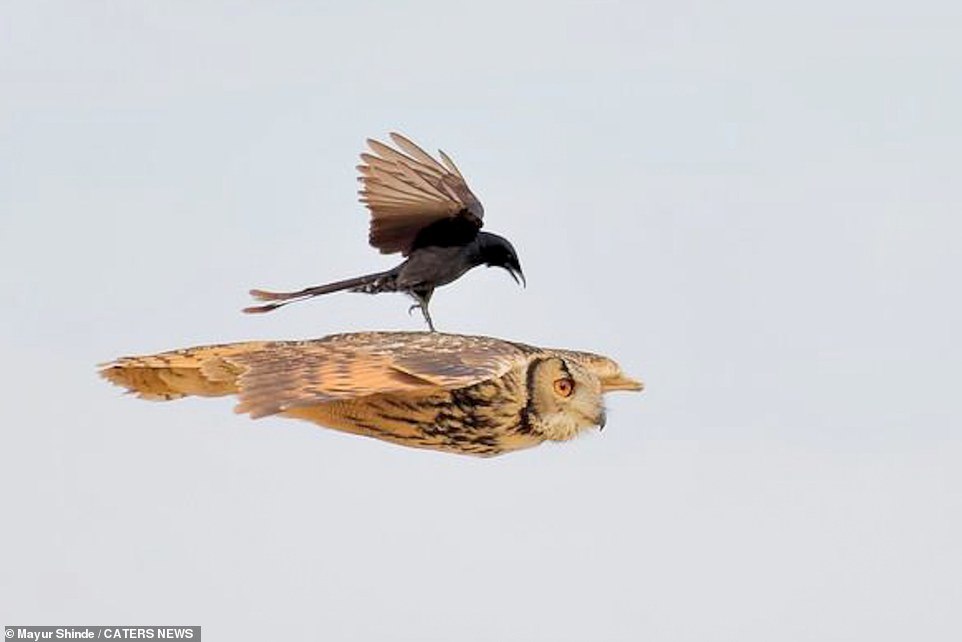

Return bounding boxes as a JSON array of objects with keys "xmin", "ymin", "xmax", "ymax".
[
  {"xmin": 98, "ymin": 341, "xmax": 268, "ymax": 401},
  {"xmin": 100, "ymin": 332, "xmax": 529, "ymax": 419},
  {"xmin": 359, "ymin": 133, "xmax": 484, "ymax": 256}
]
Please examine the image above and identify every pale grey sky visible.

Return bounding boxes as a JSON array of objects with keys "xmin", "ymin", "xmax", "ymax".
[{"xmin": 2, "ymin": 1, "xmax": 960, "ymax": 640}]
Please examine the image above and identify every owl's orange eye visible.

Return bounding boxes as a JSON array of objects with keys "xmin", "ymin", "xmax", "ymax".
[{"xmin": 553, "ymin": 377, "xmax": 575, "ymax": 398}]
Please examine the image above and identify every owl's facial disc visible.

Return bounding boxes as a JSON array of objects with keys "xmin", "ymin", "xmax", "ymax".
[{"xmin": 528, "ymin": 357, "xmax": 606, "ymax": 442}]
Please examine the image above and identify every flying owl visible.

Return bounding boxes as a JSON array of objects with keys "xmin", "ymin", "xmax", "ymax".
[{"xmin": 99, "ymin": 332, "xmax": 642, "ymax": 457}]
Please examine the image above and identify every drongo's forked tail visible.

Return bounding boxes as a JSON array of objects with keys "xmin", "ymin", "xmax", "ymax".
[{"xmin": 243, "ymin": 271, "xmax": 392, "ymax": 314}]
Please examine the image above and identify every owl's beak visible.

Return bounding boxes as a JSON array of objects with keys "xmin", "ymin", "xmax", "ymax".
[
  {"xmin": 597, "ymin": 411, "xmax": 608, "ymax": 431},
  {"xmin": 601, "ymin": 373, "xmax": 644, "ymax": 392}
]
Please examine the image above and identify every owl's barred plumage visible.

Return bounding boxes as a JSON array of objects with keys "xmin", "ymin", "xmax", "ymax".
[{"xmin": 100, "ymin": 332, "xmax": 642, "ymax": 457}]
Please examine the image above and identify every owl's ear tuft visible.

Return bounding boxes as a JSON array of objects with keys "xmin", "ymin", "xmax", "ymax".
[{"xmin": 601, "ymin": 373, "xmax": 644, "ymax": 392}]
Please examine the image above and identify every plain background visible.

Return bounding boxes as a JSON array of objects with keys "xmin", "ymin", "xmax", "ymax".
[{"xmin": 2, "ymin": 1, "xmax": 960, "ymax": 640}]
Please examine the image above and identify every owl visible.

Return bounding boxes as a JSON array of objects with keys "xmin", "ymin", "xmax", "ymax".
[{"xmin": 99, "ymin": 332, "xmax": 643, "ymax": 457}]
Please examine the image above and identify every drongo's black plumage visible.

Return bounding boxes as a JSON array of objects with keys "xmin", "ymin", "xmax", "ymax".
[{"xmin": 244, "ymin": 133, "xmax": 524, "ymax": 330}]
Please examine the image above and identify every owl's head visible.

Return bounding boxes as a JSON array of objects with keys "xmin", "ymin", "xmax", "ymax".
[{"xmin": 526, "ymin": 355, "xmax": 642, "ymax": 442}]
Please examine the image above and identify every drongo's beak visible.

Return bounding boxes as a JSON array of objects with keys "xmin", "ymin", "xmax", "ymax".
[{"xmin": 506, "ymin": 265, "xmax": 526, "ymax": 288}]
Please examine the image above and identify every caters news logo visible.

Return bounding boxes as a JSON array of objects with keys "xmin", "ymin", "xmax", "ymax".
[{"xmin": 5, "ymin": 629, "xmax": 196, "ymax": 640}]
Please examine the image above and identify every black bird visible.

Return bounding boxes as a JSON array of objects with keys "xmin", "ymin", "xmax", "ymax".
[{"xmin": 243, "ymin": 133, "xmax": 524, "ymax": 331}]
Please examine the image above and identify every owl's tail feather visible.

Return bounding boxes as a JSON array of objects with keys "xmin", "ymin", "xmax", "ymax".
[{"xmin": 243, "ymin": 270, "xmax": 393, "ymax": 314}]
